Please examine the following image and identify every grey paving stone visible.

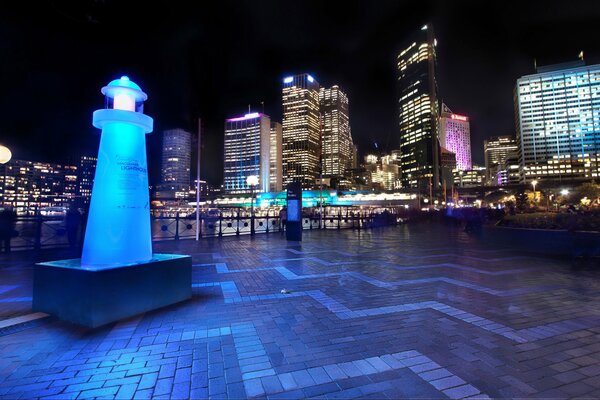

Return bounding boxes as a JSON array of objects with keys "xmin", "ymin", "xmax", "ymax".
[{"xmin": 1, "ymin": 226, "xmax": 598, "ymax": 399}]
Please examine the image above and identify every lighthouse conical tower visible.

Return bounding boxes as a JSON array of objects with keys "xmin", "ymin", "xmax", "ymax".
[{"xmin": 82, "ymin": 76, "xmax": 154, "ymax": 267}]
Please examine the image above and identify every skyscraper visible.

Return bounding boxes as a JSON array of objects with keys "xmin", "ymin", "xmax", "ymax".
[
  {"xmin": 483, "ymin": 135, "xmax": 518, "ymax": 185},
  {"xmin": 223, "ymin": 112, "xmax": 271, "ymax": 194},
  {"xmin": 78, "ymin": 155, "xmax": 97, "ymax": 205},
  {"xmin": 397, "ymin": 24, "xmax": 440, "ymax": 190},
  {"xmin": 282, "ymin": 74, "xmax": 321, "ymax": 188},
  {"xmin": 438, "ymin": 103, "xmax": 472, "ymax": 171},
  {"xmin": 515, "ymin": 60, "xmax": 600, "ymax": 182},
  {"xmin": 157, "ymin": 129, "xmax": 192, "ymax": 200},
  {"xmin": 319, "ymin": 85, "xmax": 353, "ymax": 179},
  {"xmin": 269, "ymin": 121, "xmax": 283, "ymax": 192}
]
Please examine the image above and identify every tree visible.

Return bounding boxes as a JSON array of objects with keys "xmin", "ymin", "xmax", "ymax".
[
  {"xmin": 516, "ymin": 192, "xmax": 529, "ymax": 212},
  {"xmin": 571, "ymin": 182, "xmax": 600, "ymax": 207}
]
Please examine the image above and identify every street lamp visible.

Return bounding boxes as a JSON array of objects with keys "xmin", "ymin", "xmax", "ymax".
[
  {"xmin": 246, "ymin": 175, "xmax": 259, "ymax": 236},
  {"xmin": 531, "ymin": 179, "xmax": 538, "ymax": 203},
  {"xmin": 0, "ymin": 145, "xmax": 11, "ymax": 208},
  {"xmin": 560, "ymin": 189, "xmax": 569, "ymax": 196}
]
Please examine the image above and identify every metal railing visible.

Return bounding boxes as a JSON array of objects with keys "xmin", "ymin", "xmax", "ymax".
[{"xmin": 2, "ymin": 208, "xmax": 401, "ymax": 252}]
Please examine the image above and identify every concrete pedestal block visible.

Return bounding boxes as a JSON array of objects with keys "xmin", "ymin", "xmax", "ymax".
[{"xmin": 33, "ymin": 254, "xmax": 191, "ymax": 328}]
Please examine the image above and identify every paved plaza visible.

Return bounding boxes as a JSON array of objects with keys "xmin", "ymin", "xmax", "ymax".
[{"xmin": 1, "ymin": 223, "xmax": 600, "ymax": 399}]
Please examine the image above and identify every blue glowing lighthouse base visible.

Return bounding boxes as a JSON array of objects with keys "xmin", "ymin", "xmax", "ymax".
[
  {"xmin": 33, "ymin": 76, "xmax": 192, "ymax": 327},
  {"xmin": 33, "ymin": 254, "xmax": 191, "ymax": 328}
]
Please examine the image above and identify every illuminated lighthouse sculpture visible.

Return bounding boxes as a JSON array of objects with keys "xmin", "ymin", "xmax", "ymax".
[
  {"xmin": 82, "ymin": 76, "xmax": 153, "ymax": 266},
  {"xmin": 33, "ymin": 76, "xmax": 191, "ymax": 328}
]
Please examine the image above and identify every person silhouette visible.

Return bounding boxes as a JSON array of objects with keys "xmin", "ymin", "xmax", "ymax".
[
  {"xmin": 65, "ymin": 204, "xmax": 81, "ymax": 249},
  {"xmin": 0, "ymin": 206, "xmax": 17, "ymax": 253}
]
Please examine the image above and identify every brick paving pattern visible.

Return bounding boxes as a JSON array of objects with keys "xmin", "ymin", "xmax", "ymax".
[{"xmin": 1, "ymin": 223, "xmax": 600, "ymax": 399}]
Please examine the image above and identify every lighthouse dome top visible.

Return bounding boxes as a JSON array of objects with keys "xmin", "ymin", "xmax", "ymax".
[
  {"xmin": 101, "ymin": 76, "xmax": 148, "ymax": 101},
  {"xmin": 101, "ymin": 75, "xmax": 147, "ymax": 112}
]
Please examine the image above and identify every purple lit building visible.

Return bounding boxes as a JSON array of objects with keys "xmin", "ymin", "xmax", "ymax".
[{"xmin": 438, "ymin": 103, "xmax": 472, "ymax": 171}]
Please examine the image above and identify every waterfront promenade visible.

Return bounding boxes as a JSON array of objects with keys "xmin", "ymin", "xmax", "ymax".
[{"xmin": 1, "ymin": 224, "xmax": 600, "ymax": 399}]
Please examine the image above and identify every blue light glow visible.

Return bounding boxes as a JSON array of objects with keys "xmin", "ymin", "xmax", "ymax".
[
  {"xmin": 307, "ymin": 75, "xmax": 314, "ymax": 83},
  {"xmin": 82, "ymin": 77, "xmax": 154, "ymax": 268},
  {"xmin": 284, "ymin": 76, "xmax": 293, "ymax": 83}
]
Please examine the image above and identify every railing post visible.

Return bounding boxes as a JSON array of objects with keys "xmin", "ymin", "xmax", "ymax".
[
  {"xmin": 338, "ymin": 208, "xmax": 341, "ymax": 230},
  {"xmin": 174, "ymin": 212, "xmax": 180, "ymax": 240},
  {"xmin": 265, "ymin": 213, "xmax": 269, "ymax": 234},
  {"xmin": 34, "ymin": 211, "xmax": 42, "ymax": 251},
  {"xmin": 219, "ymin": 212, "xmax": 223, "ymax": 237},
  {"xmin": 236, "ymin": 211, "xmax": 240, "ymax": 236}
]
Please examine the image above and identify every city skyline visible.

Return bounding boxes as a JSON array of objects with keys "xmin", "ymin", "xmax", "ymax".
[{"xmin": 2, "ymin": 1, "xmax": 600, "ymax": 186}]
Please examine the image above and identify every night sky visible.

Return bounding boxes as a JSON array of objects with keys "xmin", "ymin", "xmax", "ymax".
[{"xmin": 1, "ymin": 0, "xmax": 600, "ymax": 186}]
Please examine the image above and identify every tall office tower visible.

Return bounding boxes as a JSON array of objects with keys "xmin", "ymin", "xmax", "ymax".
[
  {"xmin": 438, "ymin": 103, "xmax": 472, "ymax": 171},
  {"xmin": 223, "ymin": 112, "xmax": 271, "ymax": 194},
  {"xmin": 269, "ymin": 121, "xmax": 283, "ymax": 192},
  {"xmin": 350, "ymin": 144, "xmax": 359, "ymax": 169},
  {"xmin": 397, "ymin": 24, "xmax": 440, "ymax": 190},
  {"xmin": 515, "ymin": 60, "xmax": 600, "ymax": 182},
  {"xmin": 78, "ymin": 155, "xmax": 97, "ymax": 205},
  {"xmin": 483, "ymin": 135, "xmax": 518, "ymax": 185},
  {"xmin": 282, "ymin": 74, "xmax": 321, "ymax": 188},
  {"xmin": 156, "ymin": 129, "xmax": 192, "ymax": 200},
  {"xmin": 319, "ymin": 85, "xmax": 353, "ymax": 179}
]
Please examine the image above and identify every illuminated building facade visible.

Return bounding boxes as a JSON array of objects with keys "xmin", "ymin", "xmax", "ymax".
[
  {"xmin": 515, "ymin": 60, "xmax": 600, "ymax": 182},
  {"xmin": 224, "ymin": 112, "xmax": 270, "ymax": 194},
  {"xmin": 1, "ymin": 159, "xmax": 78, "ymax": 212},
  {"xmin": 157, "ymin": 129, "xmax": 192, "ymax": 200},
  {"xmin": 484, "ymin": 135, "xmax": 518, "ymax": 185},
  {"xmin": 438, "ymin": 103, "xmax": 471, "ymax": 171},
  {"xmin": 319, "ymin": 85, "xmax": 353, "ymax": 178},
  {"xmin": 453, "ymin": 165, "xmax": 486, "ymax": 188},
  {"xmin": 269, "ymin": 121, "xmax": 283, "ymax": 192},
  {"xmin": 282, "ymin": 74, "xmax": 321, "ymax": 188},
  {"xmin": 397, "ymin": 24, "xmax": 440, "ymax": 190},
  {"xmin": 78, "ymin": 156, "xmax": 97, "ymax": 205},
  {"xmin": 364, "ymin": 153, "xmax": 400, "ymax": 190}
]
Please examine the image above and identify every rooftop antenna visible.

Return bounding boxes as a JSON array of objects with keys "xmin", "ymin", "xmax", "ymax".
[
  {"xmin": 248, "ymin": 104, "xmax": 251, "ymax": 113},
  {"xmin": 534, "ymin": 58, "xmax": 537, "ymax": 71},
  {"xmin": 261, "ymin": 101, "xmax": 265, "ymax": 114}
]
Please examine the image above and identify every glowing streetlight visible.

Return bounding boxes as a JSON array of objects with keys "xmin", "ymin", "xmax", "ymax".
[
  {"xmin": 0, "ymin": 145, "xmax": 11, "ymax": 164},
  {"xmin": 247, "ymin": 175, "xmax": 259, "ymax": 236},
  {"xmin": 531, "ymin": 180, "xmax": 538, "ymax": 202},
  {"xmin": 561, "ymin": 189, "xmax": 569, "ymax": 196},
  {"xmin": 0, "ymin": 145, "xmax": 10, "ymax": 208}
]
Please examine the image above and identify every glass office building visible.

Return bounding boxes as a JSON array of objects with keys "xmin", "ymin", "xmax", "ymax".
[
  {"xmin": 483, "ymin": 135, "xmax": 518, "ymax": 185},
  {"xmin": 223, "ymin": 113, "xmax": 271, "ymax": 194},
  {"xmin": 269, "ymin": 121, "xmax": 283, "ymax": 193},
  {"xmin": 438, "ymin": 104, "xmax": 472, "ymax": 171},
  {"xmin": 397, "ymin": 24, "xmax": 440, "ymax": 190},
  {"xmin": 157, "ymin": 129, "xmax": 192, "ymax": 200},
  {"xmin": 282, "ymin": 74, "xmax": 321, "ymax": 188},
  {"xmin": 319, "ymin": 85, "xmax": 353, "ymax": 179},
  {"xmin": 515, "ymin": 61, "xmax": 600, "ymax": 182}
]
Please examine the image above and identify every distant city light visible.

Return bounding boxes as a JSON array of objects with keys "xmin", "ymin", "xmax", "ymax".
[
  {"xmin": 421, "ymin": 24, "xmax": 428, "ymax": 30},
  {"xmin": 283, "ymin": 76, "xmax": 293, "ymax": 83},
  {"xmin": 307, "ymin": 75, "xmax": 314, "ymax": 82},
  {"xmin": 450, "ymin": 114, "xmax": 467, "ymax": 121},
  {"xmin": 246, "ymin": 175, "xmax": 259, "ymax": 187},
  {"xmin": 561, "ymin": 189, "xmax": 569, "ymax": 196},
  {"xmin": 0, "ymin": 145, "xmax": 11, "ymax": 164},
  {"xmin": 226, "ymin": 113, "xmax": 261, "ymax": 122}
]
